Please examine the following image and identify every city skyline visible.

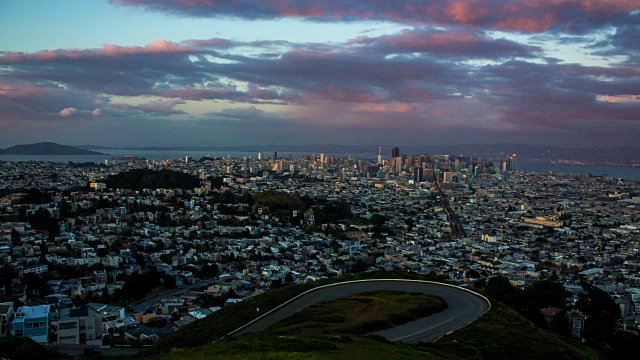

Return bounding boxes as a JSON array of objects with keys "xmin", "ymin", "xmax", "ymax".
[{"xmin": 1, "ymin": 1, "xmax": 639, "ymax": 148}]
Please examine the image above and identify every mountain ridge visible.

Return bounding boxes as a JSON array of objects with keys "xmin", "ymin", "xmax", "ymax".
[{"xmin": 0, "ymin": 142, "xmax": 105, "ymax": 155}]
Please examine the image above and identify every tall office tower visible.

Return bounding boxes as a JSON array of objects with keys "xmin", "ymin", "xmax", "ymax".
[
  {"xmin": 508, "ymin": 154, "xmax": 517, "ymax": 171},
  {"xmin": 320, "ymin": 153, "xmax": 325, "ymax": 163},
  {"xmin": 424, "ymin": 168, "xmax": 434, "ymax": 181},
  {"xmin": 273, "ymin": 151, "xmax": 278, "ymax": 160},
  {"xmin": 443, "ymin": 171, "xmax": 453, "ymax": 183},
  {"xmin": 257, "ymin": 152, "xmax": 263, "ymax": 160},
  {"xmin": 413, "ymin": 167, "xmax": 423, "ymax": 183},
  {"xmin": 378, "ymin": 147, "xmax": 382, "ymax": 164},
  {"xmin": 391, "ymin": 147, "xmax": 400, "ymax": 158}
]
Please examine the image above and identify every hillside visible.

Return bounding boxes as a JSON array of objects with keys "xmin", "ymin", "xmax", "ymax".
[
  {"xmin": 0, "ymin": 271, "xmax": 602, "ymax": 360},
  {"xmin": 135, "ymin": 271, "xmax": 600, "ymax": 360},
  {"xmin": 0, "ymin": 142, "xmax": 105, "ymax": 155}
]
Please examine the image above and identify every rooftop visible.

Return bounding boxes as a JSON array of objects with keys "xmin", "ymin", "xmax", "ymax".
[{"xmin": 15, "ymin": 305, "xmax": 51, "ymax": 319}]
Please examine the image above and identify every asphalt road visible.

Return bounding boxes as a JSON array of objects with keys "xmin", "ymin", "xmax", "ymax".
[
  {"xmin": 52, "ymin": 345, "xmax": 143, "ymax": 356},
  {"xmin": 234, "ymin": 280, "xmax": 490, "ymax": 343}
]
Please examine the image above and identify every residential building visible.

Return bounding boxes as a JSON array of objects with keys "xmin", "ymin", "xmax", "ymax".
[
  {"xmin": 11, "ymin": 305, "xmax": 52, "ymax": 343},
  {"xmin": 0, "ymin": 302, "xmax": 14, "ymax": 336},
  {"xmin": 57, "ymin": 306, "xmax": 103, "ymax": 345}
]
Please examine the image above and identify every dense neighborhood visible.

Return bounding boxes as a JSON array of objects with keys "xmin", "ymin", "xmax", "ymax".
[{"xmin": 1, "ymin": 151, "xmax": 638, "ymax": 352}]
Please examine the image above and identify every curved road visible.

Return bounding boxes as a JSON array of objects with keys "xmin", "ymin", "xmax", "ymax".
[{"xmin": 233, "ymin": 280, "xmax": 490, "ymax": 343}]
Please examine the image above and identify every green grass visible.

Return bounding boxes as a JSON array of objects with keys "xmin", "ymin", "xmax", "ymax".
[
  {"xmin": 424, "ymin": 301, "xmax": 603, "ymax": 360},
  {"xmin": 136, "ymin": 270, "xmax": 446, "ymax": 357},
  {"xmin": 143, "ymin": 301, "xmax": 602, "ymax": 360},
  {"xmin": 268, "ymin": 290, "xmax": 447, "ymax": 336},
  {"xmin": 136, "ymin": 271, "xmax": 602, "ymax": 360}
]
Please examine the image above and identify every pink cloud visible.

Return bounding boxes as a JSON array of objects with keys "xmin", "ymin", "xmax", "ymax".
[
  {"xmin": 110, "ymin": 0, "xmax": 640, "ymax": 33},
  {"xmin": 0, "ymin": 40, "xmax": 192, "ymax": 63},
  {"xmin": 352, "ymin": 102, "xmax": 417, "ymax": 113},
  {"xmin": 92, "ymin": 109, "xmax": 103, "ymax": 117},
  {"xmin": 59, "ymin": 107, "xmax": 78, "ymax": 117},
  {"xmin": 182, "ymin": 38, "xmax": 234, "ymax": 48},
  {"xmin": 351, "ymin": 28, "xmax": 538, "ymax": 58},
  {"xmin": 0, "ymin": 82, "xmax": 46, "ymax": 98},
  {"xmin": 596, "ymin": 95, "xmax": 640, "ymax": 103}
]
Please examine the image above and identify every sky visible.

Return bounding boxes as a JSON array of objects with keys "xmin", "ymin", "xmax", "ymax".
[{"xmin": 0, "ymin": 0, "xmax": 639, "ymax": 148}]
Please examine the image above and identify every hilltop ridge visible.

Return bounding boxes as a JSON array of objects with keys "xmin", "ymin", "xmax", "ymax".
[{"xmin": 0, "ymin": 142, "xmax": 105, "ymax": 155}]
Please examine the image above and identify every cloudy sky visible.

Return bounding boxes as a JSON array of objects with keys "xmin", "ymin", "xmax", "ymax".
[{"xmin": 1, "ymin": 0, "xmax": 639, "ymax": 147}]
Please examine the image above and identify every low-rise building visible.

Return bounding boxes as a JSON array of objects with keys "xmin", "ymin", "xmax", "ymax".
[
  {"xmin": 57, "ymin": 306, "xmax": 103, "ymax": 345},
  {"xmin": 11, "ymin": 305, "xmax": 53, "ymax": 343},
  {"xmin": 0, "ymin": 302, "xmax": 14, "ymax": 336}
]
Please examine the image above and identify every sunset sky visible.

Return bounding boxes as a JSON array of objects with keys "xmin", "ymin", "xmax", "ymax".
[{"xmin": 1, "ymin": 0, "xmax": 639, "ymax": 147}]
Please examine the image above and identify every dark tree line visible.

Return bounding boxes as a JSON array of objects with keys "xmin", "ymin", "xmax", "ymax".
[
  {"xmin": 27, "ymin": 207, "xmax": 59, "ymax": 241},
  {"xmin": 104, "ymin": 169, "xmax": 201, "ymax": 190},
  {"xmin": 481, "ymin": 276, "xmax": 630, "ymax": 355}
]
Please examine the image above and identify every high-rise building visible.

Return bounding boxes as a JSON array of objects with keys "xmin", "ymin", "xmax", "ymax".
[
  {"xmin": 424, "ymin": 168, "xmax": 434, "ymax": 181},
  {"xmin": 508, "ymin": 154, "xmax": 517, "ymax": 171},
  {"xmin": 257, "ymin": 152, "xmax": 263, "ymax": 160},
  {"xmin": 273, "ymin": 151, "xmax": 278, "ymax": 160},
  {"xmin": 413, "ymin": 167, "xmax": 423, "ymax": 183},
  {"xmin": 391, "ymin": 147, "xmax": 400, "ymax": 158},
  {"xmin": 377, "ymin": 147, "xmax": 382, "ymax": 164}
]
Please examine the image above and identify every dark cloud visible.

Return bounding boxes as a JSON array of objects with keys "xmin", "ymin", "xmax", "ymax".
[
  {"xmin": 0, "ymin": 80, "xmax": 105, "ymax": 121},
  {"xmin": 481, "ymin": 60, "xmax": 640, "ymax": 128},
  {"xmin": 588, "ymin": 12, "xmax": 639, "ymax": 66},
  {"xmin": 350, "ymin": 28, "xmax": 540, "ymax": 59},
  {"xmin": 110, "ymin": 0, "xmax": 640, "ymax": 33},
  {"xmin": 2, "ymin": 16, "xmax": 639, "ymax": 147}
]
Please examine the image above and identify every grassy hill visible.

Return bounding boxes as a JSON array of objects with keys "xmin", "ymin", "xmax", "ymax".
[
  {"xmin": 1, "ymin": 271, "xmax": 601, "ymax": 359},
  {"xmin": 135, "ymin": 271, "xmax": 600, "ymax": 360}
]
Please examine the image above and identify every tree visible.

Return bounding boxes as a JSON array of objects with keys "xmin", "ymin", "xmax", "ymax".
[
  {"xmin": 0, "ymin": 266, "xmax": 15, "ymax": 302},
  {"xmin": 576, "ymin": 282, "xmax": 621, "ymax": 350},
  {"xmin": 485, "ymin": 276, "xmax": 517, "ymax": 303},
  {"xmin": 11, "ymin": 228, "xmax": 21, "ymax": 246},
  {"xmin": 227, "ymin": 288, "xmax": 239, "ymax": 298},
  {"xmin": 514, "ymin": 280, "xmax": 570, "ymax": 328},
  {"xmin": 523, "ymin": 280, "xmax": 569, "ymax": 310},
  {"xmin": 474, "ymin": 278, "xmax": 486, "ymax": 288},
  {"xmin": 284, "ymin": 272, "xmax": 294, "ymax": 283},
  {"xmin": 466, "ymin": 269, "xmax": 480, "ymax": 279},
  {"xmin": 59, "ymin": 201, "xmax": 73, "ymax": 218}
]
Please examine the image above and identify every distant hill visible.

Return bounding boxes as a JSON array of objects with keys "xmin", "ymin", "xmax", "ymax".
[{"xmin": 0, "ymin": 142, "xmax": 105, "ymax": 155}]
